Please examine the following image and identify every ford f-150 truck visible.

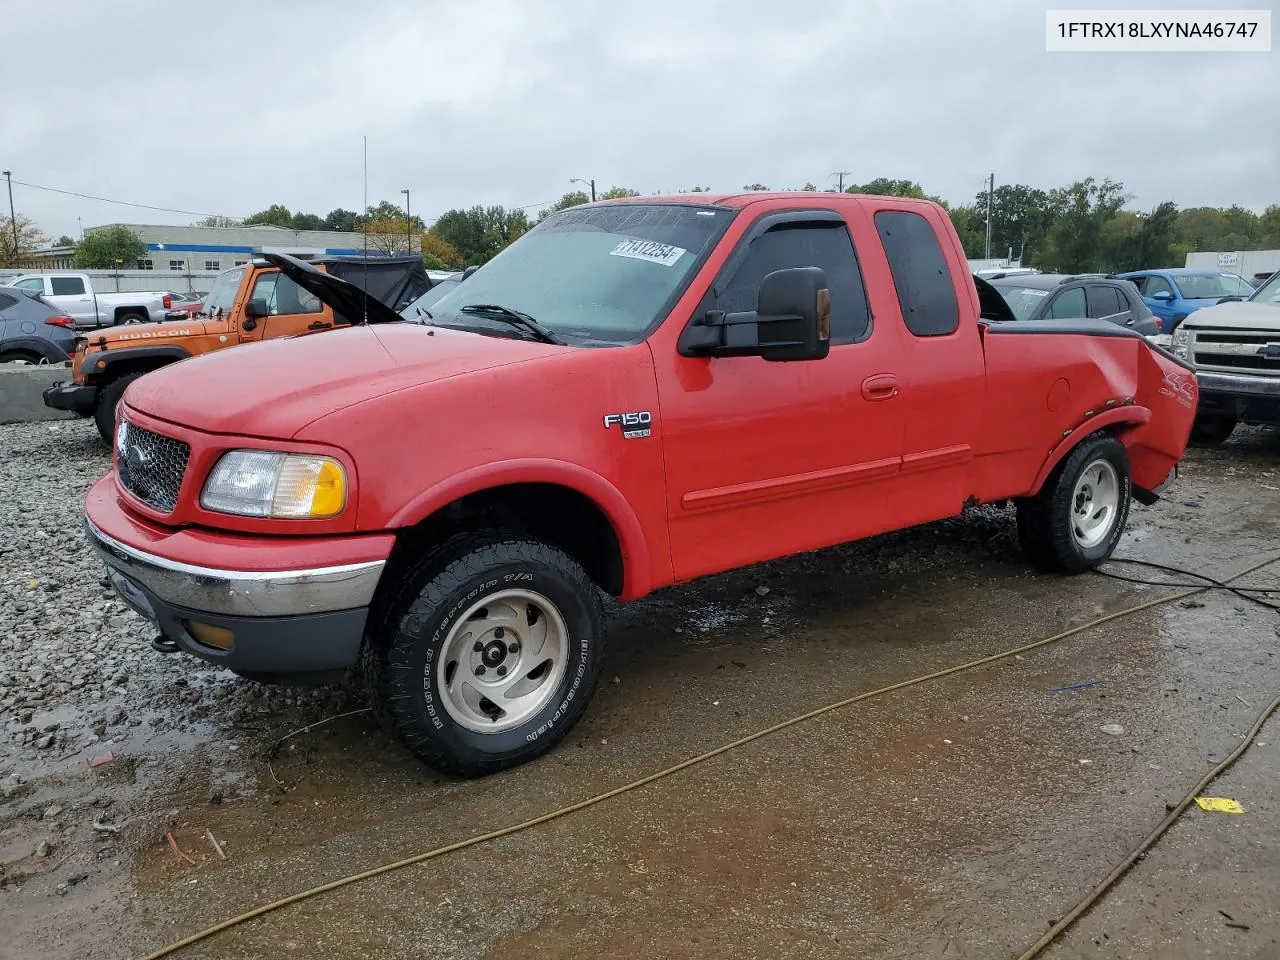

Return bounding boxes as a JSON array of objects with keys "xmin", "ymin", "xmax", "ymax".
[
  {"xmin": 1170, "ymin": 268, "xmax": 1280, "ymax": 445},
  {"xmin": 82, "ymin": 193, "xmax": 1197, "ymax": 777},
  {"xmin": 4, "ymin": 273, "xmax": 173, "ymax": 329},
  {"xmin": 41, "ymin": 255, "xmax": 430, "ymax": 441}
]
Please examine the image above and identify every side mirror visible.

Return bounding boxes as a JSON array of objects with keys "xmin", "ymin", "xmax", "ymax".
[
  {"xmin": 679, "ymin": 267, "xmax": 831, "ymax": 362},
  {"xmin": 244, "ymin": 298, "xmax": 271, "ymax": 319},
  {"xmin": 1151, "ymin": 290, "xmax": 1174, "ymax": 301},
  {"xmin": 1216, "ymin": 296, "xmax": 1243, "ymax": 304},
  {"xmin": 461, "ymin": 265, "xmax": 480, "ymax": 280}
]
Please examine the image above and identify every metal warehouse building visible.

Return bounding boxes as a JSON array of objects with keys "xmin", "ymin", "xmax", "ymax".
[{"xmin": 86, "ymin": 223, "xmax": 387, "ymax": 274}]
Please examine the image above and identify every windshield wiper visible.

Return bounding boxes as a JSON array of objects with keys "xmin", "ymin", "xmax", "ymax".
[{"xmin": 458, "ymin": 304, "xmax": 564, "ymax": 345}]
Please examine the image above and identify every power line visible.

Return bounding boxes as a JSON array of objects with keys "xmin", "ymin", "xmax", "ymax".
[{"xmin": 7, "ymin": 177, "xmax": 244, "ymax": 221}]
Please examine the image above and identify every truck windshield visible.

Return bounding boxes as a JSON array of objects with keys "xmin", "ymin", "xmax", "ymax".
[
  {"xmin": 1249, "ymin": 272, "xmax": 1280, "ymax": 304},
  {"xmin": 1176, "ymin": 274, "xmax": 1254, "ymax": 299},
  {"xmin": 203, "ymin": 267, "xmax": 245, "ymax": 317},
  {"xmin": 426, "ymin": 204, "xmax": 728, "ymax": 342}
]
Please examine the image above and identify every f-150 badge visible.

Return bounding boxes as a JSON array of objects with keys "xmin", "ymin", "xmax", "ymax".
[{"xmin": 603, "ymin": 411, "xmax": 652, "ymax": 439}]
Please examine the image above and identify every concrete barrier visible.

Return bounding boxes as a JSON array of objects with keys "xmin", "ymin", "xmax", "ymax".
[{"xmin": 0, "ymin": 365, "xmax": 80, "ymax": 425}]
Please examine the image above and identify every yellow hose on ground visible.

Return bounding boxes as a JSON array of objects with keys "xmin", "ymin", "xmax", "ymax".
[{"xmin": 138, "ymin": 552, "xmax": 1280, "ymax": 960}]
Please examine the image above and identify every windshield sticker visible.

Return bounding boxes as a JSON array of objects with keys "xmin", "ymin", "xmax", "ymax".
[
  {"xmin": 1019, "ymin": 288, "xmax": 1050, "ymax": 297},
  {"xmin": 609, "ymin": 239, "xmax": 687, "ymax": 267}
]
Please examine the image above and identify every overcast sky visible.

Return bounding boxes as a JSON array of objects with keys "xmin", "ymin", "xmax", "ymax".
[{"xmin": 5, "ymin": 0, "xmax": 1277, "ymax": 239}]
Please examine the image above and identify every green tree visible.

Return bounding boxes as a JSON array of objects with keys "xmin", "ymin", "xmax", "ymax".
[
  {"xmin": 1259, "ymin": 205, "xmax": 1280, "ymax": 247},
  {"xmin": 848, "ymin": 178, "xmax": 927, "ymax": 199},
  {"xmin": 196, "ymin": 215, "xmax": 240, "ymax": 227},
  {"xmin": 599, "ymin": 186, "xmax": 640, "ymax": 200},
  {"xmin": 538, "ymin": 191, "xmax": 591, "ymax": 221},
  {"xmin": 972, "ymin": 184, "xmax": 1055, "ymax": 265},
  {"xmin": 1039, "ymin": 178, "xmax": 1129, "ymax": 272},
  {"xmin": 54, "ymin": 234, "xmax": 76, "ymax": 248},
  {"xmin": 324, "ymin": 208, "xmax": 362, "ymax": 232},
  {"xmin": 431, "ymin": 206, "xmax": 531, "ymax": 265},
  {"xmin": 243, "ymin": 204, "xmax": 295, "ymax": 228},
  {"xmin": 74, "ymin": 225, "xmax": 146, "ymax": 268},
  {"xmin": 291, "ymin": 213, "xmax": 326, "ymax": 231},
  {"xmin": 948, "ymin": 205, "xmax": 987, "ymax": 258},
  {"xmin": 743, "ymin": 183, "xmax": 770, "ymax": 191}
]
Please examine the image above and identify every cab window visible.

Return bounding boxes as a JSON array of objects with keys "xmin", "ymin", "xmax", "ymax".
[{"xmin": 249, "ymin": 273, "xmax": 322, "ymax": 315}]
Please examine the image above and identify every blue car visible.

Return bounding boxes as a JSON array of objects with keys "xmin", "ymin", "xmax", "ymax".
[{"xmin": 1114, "ymin": 268, "xmax": 1255, "ymax": 334}]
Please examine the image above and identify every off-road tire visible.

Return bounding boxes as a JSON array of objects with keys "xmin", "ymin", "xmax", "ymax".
[
  {"xmin": 94, "ymin": 373, "xmax": 147, "ymax": 442},
  {"xmin": 1189, "ymin": 414, "xmax": 1236, "ymax": 448},
  {"xmin": 1015, "ymin": 433, "xmax": 1131, "ymax": 574},
  {"xmin": 361, "ymin": 533, "xmax": 604, "ymax": 777}
]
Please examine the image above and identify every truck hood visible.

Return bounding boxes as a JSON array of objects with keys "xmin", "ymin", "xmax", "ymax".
[
  {"xmin": 1182, "ymin": 300, "xmax": 1280, "ymax": 331},
  {"xmin": 123, "ymin": 322, "xmax": 559, "ymax": 439},
  {"xmin": 93, "ymin": 319, "xmax": 208, "ymax": 345}
]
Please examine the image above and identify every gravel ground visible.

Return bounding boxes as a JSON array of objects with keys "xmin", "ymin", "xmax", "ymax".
[{"xmin": 0, "ymin": 419, "xmax": 358, "ymax": 790}]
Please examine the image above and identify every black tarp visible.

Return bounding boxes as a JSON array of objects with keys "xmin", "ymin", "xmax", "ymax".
[{"xmin": 316, "ymin": 256, "xmax": 432, "ymax": 312}]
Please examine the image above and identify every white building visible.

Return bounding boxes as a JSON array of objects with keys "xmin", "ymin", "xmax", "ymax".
[{"xmin": 84, "ymin": 222, "xmax": 405, "ymax": 275}]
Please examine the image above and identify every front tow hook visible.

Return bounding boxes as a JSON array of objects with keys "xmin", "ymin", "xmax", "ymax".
[{"xmin": 150, "ymin": 635, "xmax": 181, "ymax": 655}]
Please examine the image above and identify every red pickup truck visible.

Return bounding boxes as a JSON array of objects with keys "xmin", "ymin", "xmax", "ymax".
[{"xmin": 83, "ymin": 193, "xmax": 1197, "ymax": 776}]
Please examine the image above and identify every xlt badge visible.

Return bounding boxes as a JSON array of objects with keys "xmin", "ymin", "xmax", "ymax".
[{"xmin": 603, "ymin": 411, "xmax": 652, "ymax": 439}]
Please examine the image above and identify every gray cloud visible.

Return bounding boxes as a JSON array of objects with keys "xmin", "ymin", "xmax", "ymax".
[{"xmin": 5, "ymin": 0, "xmax": 1276, "ymax": 239}]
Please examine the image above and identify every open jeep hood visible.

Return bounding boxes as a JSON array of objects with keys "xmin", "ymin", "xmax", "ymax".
[{"xmin": 262, "ymin": 253, "xmax": 417, "ymax": 325}]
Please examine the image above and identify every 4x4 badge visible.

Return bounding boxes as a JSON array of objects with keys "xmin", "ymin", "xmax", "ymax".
[{"xmin": 603, "ymin": 411, "xmax": 652, "ymax": 439}]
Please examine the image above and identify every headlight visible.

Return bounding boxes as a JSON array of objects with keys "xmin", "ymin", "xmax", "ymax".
[
  {"xmin": 1172, "ymin": 328, "xmax": 1190, "ymax": 346},
  {"xmin": 200, "ymin": 450, "xmax": 347, "ymax": 519},
  {"xmin": 115, "ymin": 417, "xmax": 130, "ymax": 459}
]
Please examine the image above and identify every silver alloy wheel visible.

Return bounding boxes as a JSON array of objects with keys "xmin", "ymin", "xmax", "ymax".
[
  {"xmin": 434, "ymin": 588, "xmax": 569, "ymax": 734},
  {"xmin": 1070, "ymin": 459, "xmax": 1120, "ymax": 549}
]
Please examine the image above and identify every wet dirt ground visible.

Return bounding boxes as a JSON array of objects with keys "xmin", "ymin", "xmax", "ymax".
[{"xmin": 3, "ymin": 424, "xmax": 1279, "ymax": 960}]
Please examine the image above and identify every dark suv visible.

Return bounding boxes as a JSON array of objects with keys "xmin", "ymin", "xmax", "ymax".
[{"xmin": 985, "ymin": 274, "xmax": 1160, "ymax": 336}]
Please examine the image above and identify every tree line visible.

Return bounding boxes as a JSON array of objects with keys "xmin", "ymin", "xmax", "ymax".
[{"xmin": 5, "ymin": 178, "xmax": 1279, "ymax": 273}]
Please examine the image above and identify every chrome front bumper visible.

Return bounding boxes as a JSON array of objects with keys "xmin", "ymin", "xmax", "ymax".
[
  {"xmin": 1196, "ymin": 370, "xmax": 1280, "ymax": 398},
  {"xmin": 86, "ymin": 519, "xmax": 385, "ymax": 618}
]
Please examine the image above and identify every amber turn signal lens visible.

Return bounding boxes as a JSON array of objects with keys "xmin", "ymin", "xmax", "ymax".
[{"xmin": 185, "ymin": 621, "xmax": 235, "ymax": 651}]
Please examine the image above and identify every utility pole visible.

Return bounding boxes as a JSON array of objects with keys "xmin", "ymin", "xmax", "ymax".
[
  {"xmin": 2, "ymin": 171, "xmax": 16, "ymax": 265},
  {"xmin": 832, "ymin": 171, "xmax": 851, "ymax": 193},
  {"xmin": 571, "ymin": 178, "xmax": 596, "ymax": 202},
  {"xmin": 401, "ymin": 188, "xmax": 411, "ymax": 253},
  {"xmin": 984, "ymin": 172, "xmax": 994, "ymax": 260}
]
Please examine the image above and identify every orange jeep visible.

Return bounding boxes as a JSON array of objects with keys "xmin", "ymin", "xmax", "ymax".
[{"xmin": 42, "ymin": 255, "xmax": 430, "ymax": 440}]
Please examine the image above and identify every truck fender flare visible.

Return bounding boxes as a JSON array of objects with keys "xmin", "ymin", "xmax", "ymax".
[
  {"xmin": 94, "ymin": 345, "xmax": 191, "ymax": 379},
  {"xmin": 387, "ymin": 458, "xmax": 653, "ymax": 598},
  {"xmin": 1029, "ymin": 406, "xmax": 1152, "ymax": 496}
]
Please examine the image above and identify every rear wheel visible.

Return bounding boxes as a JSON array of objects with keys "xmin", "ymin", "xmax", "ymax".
[
  {"xmin": 1189, "ymin": 413, "xmax": 1236, "ymax": 447},
  {"xmin": 1016, "ymin": 434, "xmax": 1131, "ymax": 574},
  {"xmin": 0, "ymin": 350, "xmax": 43, "ymax": 364},
  {"xmin": 362, "ymin": 533, "xmax": 604, "ymax": 777},
  {"xmin": 117, "ymin": 312, "xmax": 147, "ymax": 325},
  {"xmin": 94, "ymin": 372, "xmax": 147, "ymax": 442}
]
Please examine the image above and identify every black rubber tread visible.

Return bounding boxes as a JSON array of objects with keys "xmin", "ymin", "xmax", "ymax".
[
  {"xmin": 1189, "ymin": 414, "xmax": 1236, "ymax": 448},
  {"xmin": 0, "ymin": 350, "xmax": 44, "ymax": 364},
  {"xmin": 94, "ymin": 372, "xmax": 146, "ymax": 442},
  {"xmin": 361, "ymin": 532, "xmax": 604, "ymax": 777},
  {"xmin": 1017, "ymin": 433, "xmax": 1131, "ymax": 575}
]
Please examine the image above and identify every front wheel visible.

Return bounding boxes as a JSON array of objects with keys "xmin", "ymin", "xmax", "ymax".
[
  {"xmin": 363, "ymin": 534, "xmax": 604, "ymax": 777},
  {"xmin": 1189, "ymin": 413, "xmax": 1236, "ymax": 447},
  {"xmin": 1016, "ymin": 433, "xmax": 1131, "ymax": 574},
  {"xmin": 94, "ymin": 372, "xmax": 147, "ymax": 442}
]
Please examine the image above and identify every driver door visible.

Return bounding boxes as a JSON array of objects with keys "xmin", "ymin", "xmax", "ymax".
[{"xmin": 241, "ymin": 270, "xmax": 337, "ymax": 342}]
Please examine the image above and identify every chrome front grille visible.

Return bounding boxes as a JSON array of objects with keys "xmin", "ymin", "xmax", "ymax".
[
  {"xmin": 1191, "ymin": 330, "xmax": 1280, "ymax": 377},
  {"xmin": 117, "ymin": 421, "xmax": 190, "ymax": 514}
]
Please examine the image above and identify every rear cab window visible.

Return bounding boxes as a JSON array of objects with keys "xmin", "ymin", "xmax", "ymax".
[
  {"xmin": 49, "ymin": 276, "xmax": 86, "ymax": 296},
  {"xmin": 873, "ymin": 210, "xmax": 959, "ymax": 336}
]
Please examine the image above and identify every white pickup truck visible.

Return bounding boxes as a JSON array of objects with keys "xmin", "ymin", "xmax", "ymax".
[
  {"xmin": 1171, "ymin": 269, "xmax": 1280, "ymax": 445},
  {"xmin": 2, "ymin": 273, "xmax": 172, "ymax": 330}
]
